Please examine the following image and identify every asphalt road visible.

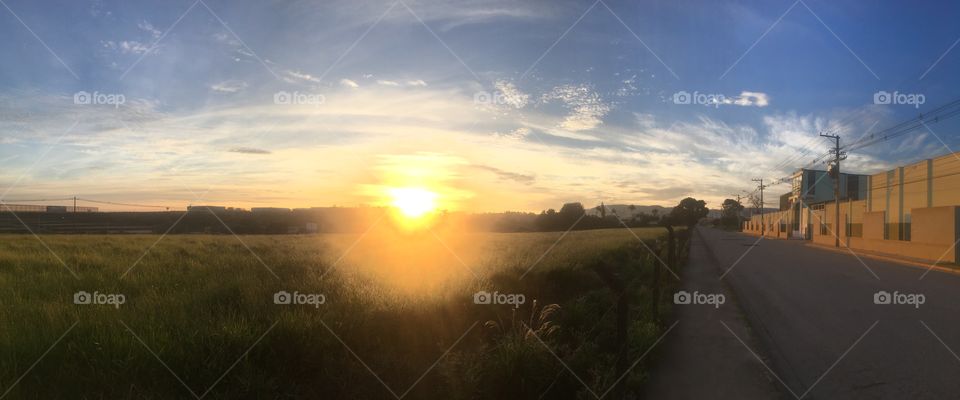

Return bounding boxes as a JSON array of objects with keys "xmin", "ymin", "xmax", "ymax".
[
  {"xmin": 699, "ymin": 227, "xmax": 960, "ymax": 399},
  {"xmin": 643, "ymin": 227, "xmax": 782, "ymax": 399}
]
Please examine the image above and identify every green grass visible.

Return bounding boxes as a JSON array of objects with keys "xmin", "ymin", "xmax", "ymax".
[{"xmin": 0, "ymin": 227, "xmax": 679, "ymax": 399}]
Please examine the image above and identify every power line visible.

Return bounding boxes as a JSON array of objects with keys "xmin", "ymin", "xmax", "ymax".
[
  {"xmin": 0, "ymin": 196, "xmax": 171, "ymax": 210},
  {"xmin": 75, "ymin": 198, "xmax": 169, "ymax": 209},
  {"xmin": 0, "ymin": 198, "xmax": 75, "ymax": 203},
  {"xmin": 845, "ymin": 98, "xmax": 960, "ymax": 152}
]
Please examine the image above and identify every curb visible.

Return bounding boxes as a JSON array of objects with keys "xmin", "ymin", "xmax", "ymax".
[{"xmin": 803, "ymin": 242, "xmax": 960, "ymax": 277}]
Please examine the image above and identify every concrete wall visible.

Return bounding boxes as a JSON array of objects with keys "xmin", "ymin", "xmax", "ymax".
[
  {"xmin": 863, "ymin": 211, "xmax": 885, "ymax": 240},
  {"xmin": 742, "ymin": 209, "xmax": 793, "ymax": 238},
  {"xmin": 810, "ymin": 204, "xmax": 959, "ymax": 264}
]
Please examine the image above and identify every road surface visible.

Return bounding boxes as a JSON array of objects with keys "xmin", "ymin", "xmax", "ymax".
[
  {"xmin": 643, "ymin": 227, "xmax": 784, "ymax": 399},
  {"xmin": 697, "ymin": 227, "xmax": 960, "ymax": 399}
]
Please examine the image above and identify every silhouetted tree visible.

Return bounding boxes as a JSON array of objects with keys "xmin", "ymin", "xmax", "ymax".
[
  {"xmin": 666, "ymin": 197, "xmax": 709, "ymax": 227},
  {"xmin": 720, "ymin": 198, "xmax": 744, "ymax": 229},
  {"xmin": 559, "ymin": 202, "xmax": 586, "ymax": 218}
]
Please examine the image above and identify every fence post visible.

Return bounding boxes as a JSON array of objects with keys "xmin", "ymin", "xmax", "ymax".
[
  {"xmin": 593, "ymin": 260, "xmax": 628, "ymax": 399},
  {"xmin": 655, "ymin": 227, "xmax": 676, "ymax": 322}
]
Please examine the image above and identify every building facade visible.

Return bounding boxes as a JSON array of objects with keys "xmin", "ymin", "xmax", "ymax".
[
  {"xmin": 744, "ymin": 152, "xmax": 960, "ymax": 263},
  {"xmin": 755, "ymin": 169, "xmax": 869, "ymax": 239}
]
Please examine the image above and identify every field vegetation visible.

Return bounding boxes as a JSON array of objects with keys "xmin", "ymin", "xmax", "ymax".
[{"xmin": 0, "ymin": 226, "xmax": 683, "ymax": 399}]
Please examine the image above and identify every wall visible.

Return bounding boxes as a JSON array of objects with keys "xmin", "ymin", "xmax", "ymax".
[
  {"xmin": 742, "ymin": 209, "xmax": 793, "ymax": 238},
  {"xmin": 811, "ymin": 204, "xmax": 959, "ymax": 264}
]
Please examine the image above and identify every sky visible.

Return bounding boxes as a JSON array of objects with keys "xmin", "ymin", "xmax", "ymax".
[{"xmin": 2, "ymin": 0, "xmax": 960, "ymax": 212}]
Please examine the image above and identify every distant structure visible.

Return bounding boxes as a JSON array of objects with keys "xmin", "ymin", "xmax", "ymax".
[
  {"xmin": 187, "ymin": 205, "xmax": 227, "ymax": 213},
  {"xmin": 0, "ymin": 204, "xmax": 98, "ymax": 213},
  {"xmin": 251, "ymin": 207, "xmax": 291, "ymax": 213},
  {"xmin": 777, "ymin": 168, "xmax": 869, "ymax": 238}
]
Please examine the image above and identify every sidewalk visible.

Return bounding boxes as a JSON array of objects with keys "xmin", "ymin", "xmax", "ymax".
[{"xmin": 642, "ymin": 227, "xmax": 784, "ymax": 400}]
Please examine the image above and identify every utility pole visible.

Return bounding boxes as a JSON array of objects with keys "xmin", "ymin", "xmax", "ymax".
[
  {"xmin": 820, "ymin": 132, "xmax": 847, "ymax": 247},
  {"xmin": 73, "ymin": 196, "xmax": 77, "ymax": 213},
  {"xmin": 752, "ymin": 178, "xmax": 767, "ymax": 236}
]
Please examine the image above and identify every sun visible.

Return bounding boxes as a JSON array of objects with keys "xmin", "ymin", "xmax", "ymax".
[{"xmin": 388, "ymin": 187, "xmax": 438, "ymax": 218}]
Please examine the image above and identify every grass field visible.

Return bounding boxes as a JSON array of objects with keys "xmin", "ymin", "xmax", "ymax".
[{"xmin": 0, "ymin": 227, "xmax": 681, "ymax": 399}]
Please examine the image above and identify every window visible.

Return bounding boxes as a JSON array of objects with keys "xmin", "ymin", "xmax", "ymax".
[
  {"xmin": 807, "ymin": 171, "xmax": 817, "ymax": 196},
  {"xmin": 847, "ymin": 176, "xmax": 860, "ymax": 200}
]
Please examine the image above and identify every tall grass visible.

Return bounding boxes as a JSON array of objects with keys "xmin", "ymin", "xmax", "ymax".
[{"xmin": 0, "ymin": 227, "xmax": 678, "ymax": 399}]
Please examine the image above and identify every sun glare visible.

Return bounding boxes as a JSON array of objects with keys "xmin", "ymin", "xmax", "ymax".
[{"xmin": 388, "ymin": 187, "xmax": 438, "ymax": 218}]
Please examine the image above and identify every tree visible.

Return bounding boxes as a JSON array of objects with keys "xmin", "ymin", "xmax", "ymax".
[
  {"xmin": 667, "ymin": 197, "xmax": 709, "ymax": 227},
  {"xmin": 720, "ymin": 198, "xmax": 744, "ymax": 229},
  {"xmin": 559, "ymin": 202, "xmax": 586, "ymax": 219}
]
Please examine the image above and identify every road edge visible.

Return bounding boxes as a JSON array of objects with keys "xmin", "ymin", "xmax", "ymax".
[{"xmin": 695, "ymin": 227, "xmax": 804, "ymax": 399}]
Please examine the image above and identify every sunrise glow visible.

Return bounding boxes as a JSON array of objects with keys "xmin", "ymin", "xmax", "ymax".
[{"xmin": 388, "ymin": 187, "xmax": 438, "ymax": 218}]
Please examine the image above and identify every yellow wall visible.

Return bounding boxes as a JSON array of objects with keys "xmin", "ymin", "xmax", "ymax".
[
  {"xmin": 932, "ymin": 154, "xmax": 960, "ymax": 206},
  {"xmin": 863, "ymin": 211, "xmax": 885, "ymax": 240},
  {"xmin": 740, "ymin": 152, "xmax": 960, "ymax": 264}
]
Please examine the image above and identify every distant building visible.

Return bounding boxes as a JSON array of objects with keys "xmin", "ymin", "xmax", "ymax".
[
  {"xmin": 187, "ymin": 205, "xmax": 227, "ymax": 213},
  {"xmin": 776, "ymin": 168, "xmax": 869, "ymax": 238},
  {"xmin": 0, "ymin": 204, "xmax": 98, "ymax": 213},
  {"xmin": 251, "ymin": 207, "xmax": 291, "ymax": 213}
]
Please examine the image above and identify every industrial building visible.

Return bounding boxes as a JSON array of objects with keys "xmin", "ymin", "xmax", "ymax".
[
  {"xmin": 777, "ymin": 169, "xmax": 869, "ymax": 239},
  {"xmin": 744, "ymin": 151, "xmax": 960, "ymax": 264}
]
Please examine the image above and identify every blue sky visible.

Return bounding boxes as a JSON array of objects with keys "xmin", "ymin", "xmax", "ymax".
[{"xmin": 2, "ymin": 0, "xmax": 960, "ymax": 211}]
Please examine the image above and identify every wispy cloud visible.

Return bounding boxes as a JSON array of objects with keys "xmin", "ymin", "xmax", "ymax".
[
  {"xmin": 210, "ymin": 80, "xmax": 248, "ymax": 93},
  {"xmin": 493, "ymin": 80, "xmax": 529, "ymax": 109},
  {"xmin": 228, "ymin": 147, "xmax": 272, "ymax": 154},
  {"xmin": 283, "ymin": 70, "xmax": 321, "ymax": 84},
  {"xmin": 471, "ymin": 164, "xmax": 535, "ymax": 184},
  {"xmin": 542, "ymin": 84, "xmax": 611, "ymax": 131},
  {"xmin": 725, "ymin": 91, "xmax": 769, "ymax": 107},
  {"xmin": 102, "ymin": 40, "xmax": 151, "ymax": 55},
  {"xmin": 137, "ymin": 20, "xmax": 162, "ymax": 39}
]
